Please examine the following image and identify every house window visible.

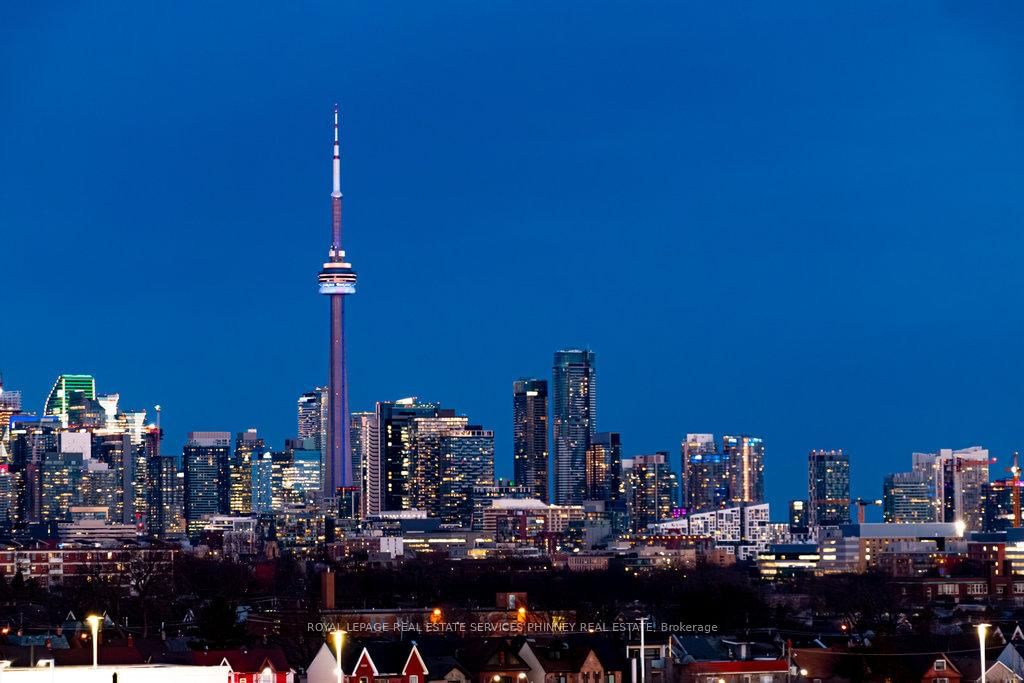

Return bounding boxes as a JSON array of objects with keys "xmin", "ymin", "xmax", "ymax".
[
  {"xmin": 360, "ymin": 677, "xmax": 369, "ymax": 683},
  {"xmin": 557, "ymin": 676, "xmax": 566, "ymax": 683},
  {"xmin": 411, "ymin": 676, "xmax": 419, "ymax": 683},
  {"xmin": 934, "ymin": 660, "xmax": 946, "ymax": 670},
  {"xmin": 606, "ymin": 675, "xmax": 614, "ymax": 683},
  {"xmin": 935, "ymin": 679, "xmax": 948, "ymax": 683}
]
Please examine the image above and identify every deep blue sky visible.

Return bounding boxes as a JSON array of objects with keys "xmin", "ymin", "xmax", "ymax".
[{"xmin": 3, "ymin": 3, "xmax": 1024, "ymax": 518}]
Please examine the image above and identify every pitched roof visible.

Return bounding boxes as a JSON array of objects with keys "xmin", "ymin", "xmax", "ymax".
[
  {"xmin": 360, "ymin": 642, "xmax": 424, "ymax": 676},
  {"xmin": 423, "ymin": 654, "xmax": 469, "ymax": 680},
  {"xmin": 528, "ymin": 641, "xmax": 589, "ymax": 672},
  {"xmin": 188, "ymin": 647, "xmax": 292, "ymax": 672},
  {"xmin": 525, "ymin": 636, "xmax": 627, "ymax": 674},
  {"xmin": 457, "ymin": 639, "xmax": 530, "ymax": 672}
]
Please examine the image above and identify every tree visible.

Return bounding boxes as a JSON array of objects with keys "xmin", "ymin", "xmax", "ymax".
[{"xmin": 197, "ymin": 596, "xmax": 244, "ymax": 648}]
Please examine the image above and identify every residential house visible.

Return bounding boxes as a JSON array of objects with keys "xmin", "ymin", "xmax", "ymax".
[
  {"xmin": 518, "ymin": 637, "xmax": 625, "ymax": 683},
  {"xmin": 308, "ymin": 641, "xmax": 427, "ymax": 683}
]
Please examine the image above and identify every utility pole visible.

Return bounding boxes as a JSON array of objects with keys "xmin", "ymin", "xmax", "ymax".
[{"xmin": 638, "ymin": 617, "xmax": 648, "ymax": 683}]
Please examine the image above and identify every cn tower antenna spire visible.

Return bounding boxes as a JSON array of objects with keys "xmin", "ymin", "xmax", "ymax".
[
  {"xmin": 332, "ymin": 104, "xmax": 341, "ymax": 199},
  {"xmin": 331, "ymin": 104, "xmax": 342, "ymax": 250}
]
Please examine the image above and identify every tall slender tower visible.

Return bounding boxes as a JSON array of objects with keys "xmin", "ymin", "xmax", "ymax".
[
  {"xmin": 318, "ymin": 106, "xmax": 357, "ymax": 495},
  {"xmin": 552, "ymin": 349, "xmax": 596, "ymax": 505}
]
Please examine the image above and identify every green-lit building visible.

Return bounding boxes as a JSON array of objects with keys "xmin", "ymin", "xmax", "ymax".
[{"xmin": 44, "ymin": 374, "xmax": 96, "ymax": 425}]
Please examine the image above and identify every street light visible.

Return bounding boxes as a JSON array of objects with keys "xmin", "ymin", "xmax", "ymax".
[
  {"xmin": 638, "ymin": 617, "xmax": 649, "ymax": 683},
  {"xmin": 86, "ymin": 614, "xmax": 102, "ymax": 668},
  {"xmin": 332, "ymin": 629, "xmax": 346, "ymax": 683},
  {"xmin": 978, "ymin": 623, "xmax": 991, "ymax": 683}
]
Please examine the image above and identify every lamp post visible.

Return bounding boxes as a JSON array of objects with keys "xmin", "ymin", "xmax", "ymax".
[
  {"xmin": 332, "ymin": 629, "xmax": 346, "ymax": 683},
  {"xmin": 978, "ymin": 623, "xmax": 990, "ymax": 683},
  {"xmin": 86, "ymin": 614, "xmax": 101, "ymax": 668},
  {"xmin": 638, "ymin": 617, "xmax": 648, "ymax": 683}
]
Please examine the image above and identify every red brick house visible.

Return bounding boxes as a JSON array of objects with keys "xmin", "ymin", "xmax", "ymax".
[
  {"xmin": 518, "ymin": 638, "xmax": 626, "ymax": 683},
  {"xmin": 308, "ymin": 641, "xmax": 429, "ymax": 683}
]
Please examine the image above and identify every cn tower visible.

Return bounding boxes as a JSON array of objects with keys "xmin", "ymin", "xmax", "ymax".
[{"xmin": 318, "ymin": 105, "xmax": 357, "ymax": 495}]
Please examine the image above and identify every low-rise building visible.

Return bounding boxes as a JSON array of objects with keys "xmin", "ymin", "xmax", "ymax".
[
  {"xmin": 757, "ymin": 544, "xmax": 819, "ymax": 578},
  {"xmin": 656, "ymin": 503, "xmax": 771, "ymax": 561}
]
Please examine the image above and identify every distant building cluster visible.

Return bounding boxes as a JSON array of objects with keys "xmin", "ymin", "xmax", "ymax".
[{"xmin": 1, "ymin": 364, "xmax": 1019, "ymax": 585}]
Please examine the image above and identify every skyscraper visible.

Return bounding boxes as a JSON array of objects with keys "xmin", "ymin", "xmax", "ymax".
[
  {"xmin": 807, "ymin": 449, "xmax": 850, "ymax": 527},
  {"xmin": 412, "ymin": 412, "xmax": 469, "ymax": 515},
  {"xmin": 283, "ymin": 438, "xmax": 324, "ymax": 503},
  {"xmin": 350, "ymin": 411, "xmax": 377, "ymax": 518},
  {"xmin": 93, "ymin": 432, "xmax": 135, "ymax": 524},
  {"xmin": 183, "ymin": 431, "xmax": 231, "ymax": 535},
  {"xmin": 552, "ymin": 349, "xmax": 596, "ymax": 505},
  {"xmin": 317, "ymin": 106, "xmax": 358, "ymax": 497},
  {"xmin": 298, "ymin": 388, "xmax": 325, "ymax": 440},
  {"xmin": 982, "ymin": 479, "xmax": 1015, "ymax": 532},
  {"xmin": 0, "ymin": 375, "xmax": 22, "ymax": 440},
  {"xmin": 929, "ymin": 446, "xmax": 990, "ymax": 531},
  {"xmin": 251, "ymin": 452, "xmax": 275, "ymax": 515},
  {"xmin": 147, "ymin": 454, "xmax": 184, "ymax": 540},
  {"xmin": 80, "ymin": 459, "xmax": 118, "ymax": 514},
  {"xmin": 513, "ymin": 379, "xmax": 549, "ymax": 502},
  {"xmin": 298, "ymin": 387, "xmax": 329, "ymax": 466},
  {"xmin": 438, "ymin": 426, "xmax": 495, "ymax": 526},
  {"xmin": 622, "ymin": 453, "xmax": 678, "ymax": 533},
  {"xmin": 681, "ymin": 433, "xmax": 729, "ymax": 512},
  {"xmin": 882, "ymin": 471, "xmax": 934, "ymax": 523},
  {"xmin": 584, "ymin": 431, "xmax": 622, "ymax": 505},
  {"xmin": 44, "ymin": 374, "xmax": 95, "ymax": 427},
  {"xmin": 368, "ymin": 398, "xmax": 442, "ymax": 514},
  {"xmin": 40, "ymin": 451, "xmax": 83, "ymax": 523},
  {"xmin": 8, "ymin": 415, "xmax": 61, "ymax": 524},
  {"xmin": 230, "ymin": 429, "xmax": 264, "ymax": 515},
  {"xmin": 722, "ymin": 435, "xmax": 765, "ymax": 504}
]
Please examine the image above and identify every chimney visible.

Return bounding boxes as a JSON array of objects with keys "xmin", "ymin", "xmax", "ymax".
[{"xmin": 321, "ymin": 570, "xmax": 336, "ymax": 610}]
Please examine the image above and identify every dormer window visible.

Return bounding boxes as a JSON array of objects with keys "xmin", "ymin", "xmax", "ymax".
[{"xmin": 934, "ymin": 660, "xmax": 946, "ymax": 671}]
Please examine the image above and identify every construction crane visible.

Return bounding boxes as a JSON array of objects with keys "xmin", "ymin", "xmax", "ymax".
[
  {"xmin": 853, "ymin": 498, "xmax": 882, "ymax": 524},
  {"xmin": 1008, "ymin": 452, "xmax": 1022, "ymax": 528}
]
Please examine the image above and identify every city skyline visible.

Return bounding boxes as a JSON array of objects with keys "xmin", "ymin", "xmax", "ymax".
[{"xmin": 5, "ymin": 3, "xmax": 1024, "ymax": 515}]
